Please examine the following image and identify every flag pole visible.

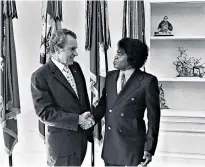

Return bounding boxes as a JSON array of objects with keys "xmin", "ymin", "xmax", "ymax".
[
  {"xmin": 91, "ymin": 138, "xmax": 94, "ymax": 166},
  {"xmin": 91, "ymin": 1, "xmax": 99, "ymax": 166},
  {"xmin": 9, "ymin": 154, "xmax": 12, "ymax": 166},
  {"xmin": 91, "ymin": 92, "xmax": 95, "ymax": 166}
]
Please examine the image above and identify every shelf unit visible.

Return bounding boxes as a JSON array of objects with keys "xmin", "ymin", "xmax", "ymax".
[
  {"xmin": 144, "ymin": 0, "xmax": 205, "ymax": 164},
  {"xmin": 150, "ymin": 0, "xmax": 205, "ymax": 4},
  {"xmin": 151, "ymin": 36, "xmax": 205, "ymax": 40},
  {"xmin": 158, "ymin": 77, "xmax": 205, "ymax": 82},
  {"xmin": 145, "ymin": 0, "xmax": 205, "ymax": 79},
  {"xmin": 161, "ymin": 109, "xmax": 205, "ymax": 118}
]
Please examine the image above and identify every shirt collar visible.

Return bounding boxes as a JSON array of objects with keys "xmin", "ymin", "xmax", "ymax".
[
  {"xmin": 51, "ymin": 57, "xmax": 65, "ymax": 72},
  {"xmin": 120, "ymin": 68, "xmax": 135, "ymax": 77}
]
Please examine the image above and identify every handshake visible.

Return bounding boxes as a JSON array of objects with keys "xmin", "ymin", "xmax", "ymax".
[{"xmin": 79, "ymin": 112, "xmax": 95, "ymax": 130}]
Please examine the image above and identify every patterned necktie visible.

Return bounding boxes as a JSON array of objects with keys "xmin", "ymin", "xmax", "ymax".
[
  {"xmin": 121, "ymin": 73, "xmax": 126, "ymax": 90},
  {"xmin": 63, "ymin": 66, "xmax": 78, "ymax": 97}
]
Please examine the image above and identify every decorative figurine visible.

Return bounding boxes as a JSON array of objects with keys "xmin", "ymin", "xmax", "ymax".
[
  {"xmin": 154, "ymin": 16, "xmax": 173, "ymax": 36},
  {"xmin": 173, "ymin": 47, "xmax": 205, "ymax": 78},
  {"xmin": 159, "ymin": 84, "xmax": 169, "ymax": 110}
]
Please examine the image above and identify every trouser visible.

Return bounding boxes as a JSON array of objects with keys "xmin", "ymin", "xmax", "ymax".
[
  {"xmin": 47, "ymin": 151, "xmax": 86, "ymax": 166},
  {"xmin": 104, "ymin": 161, "xmax": 125, "ymax": 167},
  {"xmin": 45, "ymin": 129, "xmax": 87, "ymax": 166}
]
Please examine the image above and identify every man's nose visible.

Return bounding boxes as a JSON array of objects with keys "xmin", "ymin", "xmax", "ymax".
[
  {"xmin": 114, "ymin": 55, "xmax": 119, "ymax": 60},
  {"xmin": 73, "ymin": 51, "xmax": 78, "ymax": 56}
]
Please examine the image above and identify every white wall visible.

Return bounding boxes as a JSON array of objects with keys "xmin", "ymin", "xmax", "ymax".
[{"xmin": 14, "ymin": 1, "xmax": 41, "ymax": 113}]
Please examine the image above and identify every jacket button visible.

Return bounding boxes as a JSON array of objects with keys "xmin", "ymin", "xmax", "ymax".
[
  {"xmin": 108, "ymin": 126, "xmax": 111, "ymax": 130},
  {"xmin": 119, "ymin": 129, "xmax": 122, "ymax": 132},
  {"xmin": 121, "ymin": 113, "xmax": 124, "ymax": 117},
  {"xmin": 131, "ymin": 98, "xmax": 134, "ymax": 101},
  {"xmin": 109, "ymin": 109, "xmax": 112, "ymax": 113}
]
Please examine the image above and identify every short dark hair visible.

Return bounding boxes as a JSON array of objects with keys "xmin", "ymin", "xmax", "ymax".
[
  {"xmin": 117, "ymin": 38, "xmax": 149, "ymax": 69},
  {"xmin": 48, "ymin": 28, "xmax": 77, "ymax": 54}
]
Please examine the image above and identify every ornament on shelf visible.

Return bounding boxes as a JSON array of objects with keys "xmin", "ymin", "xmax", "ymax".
[
  {"xmin": 159, "ymin": 84, "xmax": 169, "ymax": 110},
  {"xmin": 154, "ymin": 16, "xmax": 173, "ymax": 36},
  {"xmin": 173, "ymin": 47, "xmax": 205, "ymax": 78}
]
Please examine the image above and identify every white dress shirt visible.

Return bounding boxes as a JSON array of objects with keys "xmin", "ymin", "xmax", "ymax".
[{"xmin": 117, "ymin": 68, "xmax": 135, "ymax": 94}]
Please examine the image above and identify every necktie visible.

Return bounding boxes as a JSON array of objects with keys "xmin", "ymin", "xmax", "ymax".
[
  {"xmin": 121, "ymin": 73, "xmax": 126, "ymax": 90},
  {"xmin": 63, "ymin": 66, "xmax": 78, "ymax": 97}
]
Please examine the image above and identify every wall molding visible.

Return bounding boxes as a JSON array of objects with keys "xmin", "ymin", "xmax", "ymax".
[
  {"xmin": 160, "ymin": 129, "xmax": 205, "ymax": 134},
  {"xmin": 156, "ymin": 151, "xmax": 205, "ymax": 160}
]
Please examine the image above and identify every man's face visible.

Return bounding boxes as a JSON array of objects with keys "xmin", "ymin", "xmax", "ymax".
[
  {"xmin": 113, "ymin": 48, "xmax": 131, "ymax": 70},
  {"xmin": 57, "ymin": 35, "xmax": 78, "ymax": 65},
  {"xmin": 164, "ymin": 16, "xmax": 168, "ymax": 21}
]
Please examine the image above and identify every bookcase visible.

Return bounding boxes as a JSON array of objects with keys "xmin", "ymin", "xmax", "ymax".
[{"xmin": 144, "ymin": 0, "xmax": 205, "ymax": 166}]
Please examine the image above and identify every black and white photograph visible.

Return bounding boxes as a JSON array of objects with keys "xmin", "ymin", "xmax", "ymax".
[{"xmin": 0, "ymin": 0, "xmax": 205, "ymax": 167}]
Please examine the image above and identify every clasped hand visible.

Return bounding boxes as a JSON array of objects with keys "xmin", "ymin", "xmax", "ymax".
[{"xmin": 79, "ymin": 112, "xmax": 95, "ymax": 130}]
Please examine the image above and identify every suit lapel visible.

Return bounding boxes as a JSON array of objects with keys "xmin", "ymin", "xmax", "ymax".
[
  {"xmin": 107, "ymin": 71, "xmax": 119, "ymax": 107},
  {"xmin": 113, "ymin": 69, "xmax": 144, "ymax": 107},
  {"xmin": 48, "ymin": 60, "xmax": 78, "ymax": 98}
]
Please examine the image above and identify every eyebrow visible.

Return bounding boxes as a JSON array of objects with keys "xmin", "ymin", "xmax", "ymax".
[
  {"xmin": 117, "ymin": 49, "xmax": 124, "ymax": 53},
  {"xmin": 69, "ymin": 46, "xmax": 77, "ymax": 50}
]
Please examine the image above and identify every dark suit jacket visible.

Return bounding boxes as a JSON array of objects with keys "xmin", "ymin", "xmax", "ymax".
[
  {"xmin": 92, "ymin": 69, "xmax": 161, "ymax": 166},
  {"xmin": 31, "ymin": 60, "xmax": 91, "ymax": 158}
]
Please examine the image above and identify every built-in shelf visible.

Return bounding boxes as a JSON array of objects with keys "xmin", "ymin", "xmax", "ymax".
[
  {"xmin": 161, "ymin": 109, "xmax": 205, "ymax": 118},
  {"xmin": 158, "ymin": 77, "xmax": 205, "ymax": 82},
  {"xmin": 147, "ymin": 0, "xmax": 205, "ymax": 162},
  {"xmin": 150, "ymin": 1, "xmax": 205, "ymax": 9},
  {"xmin": 151, "ymin": 36, "xmax": 205, "ymax": 40},
  {"xmin": 150, "ymin": 0, "xmax": 205, "ymax": 4}
]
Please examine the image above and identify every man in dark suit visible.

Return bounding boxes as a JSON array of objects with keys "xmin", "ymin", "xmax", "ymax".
[
  {"xmin": 31, "ymin": 29, "xmax": 94, "ymax": 166},
  {"xmin": 85, "ymin": 38, "xmax": 161, "ymax": 166}
]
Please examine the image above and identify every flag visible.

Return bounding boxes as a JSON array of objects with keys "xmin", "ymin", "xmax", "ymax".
[
  {"xmin": 122, "ymin": 0, "xmax": 146, "ymax": 72},
  {"xmin": 85, "ymin": 0, "xmax": 111, "ymax": 144},
  {"xmin": 0, "ymin": 0, "xmax": 20, "ymax": 156},
  {"xmin": 122, "ymin": 0, "xmax": 145, "ymax": 42},
  {"xmin": 40, "ymin": 0, "xmax": 62, "ymax": 64},
  {"xmin": 39, "ymin": 0, "xmax": 62, "ymax": 140}
]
